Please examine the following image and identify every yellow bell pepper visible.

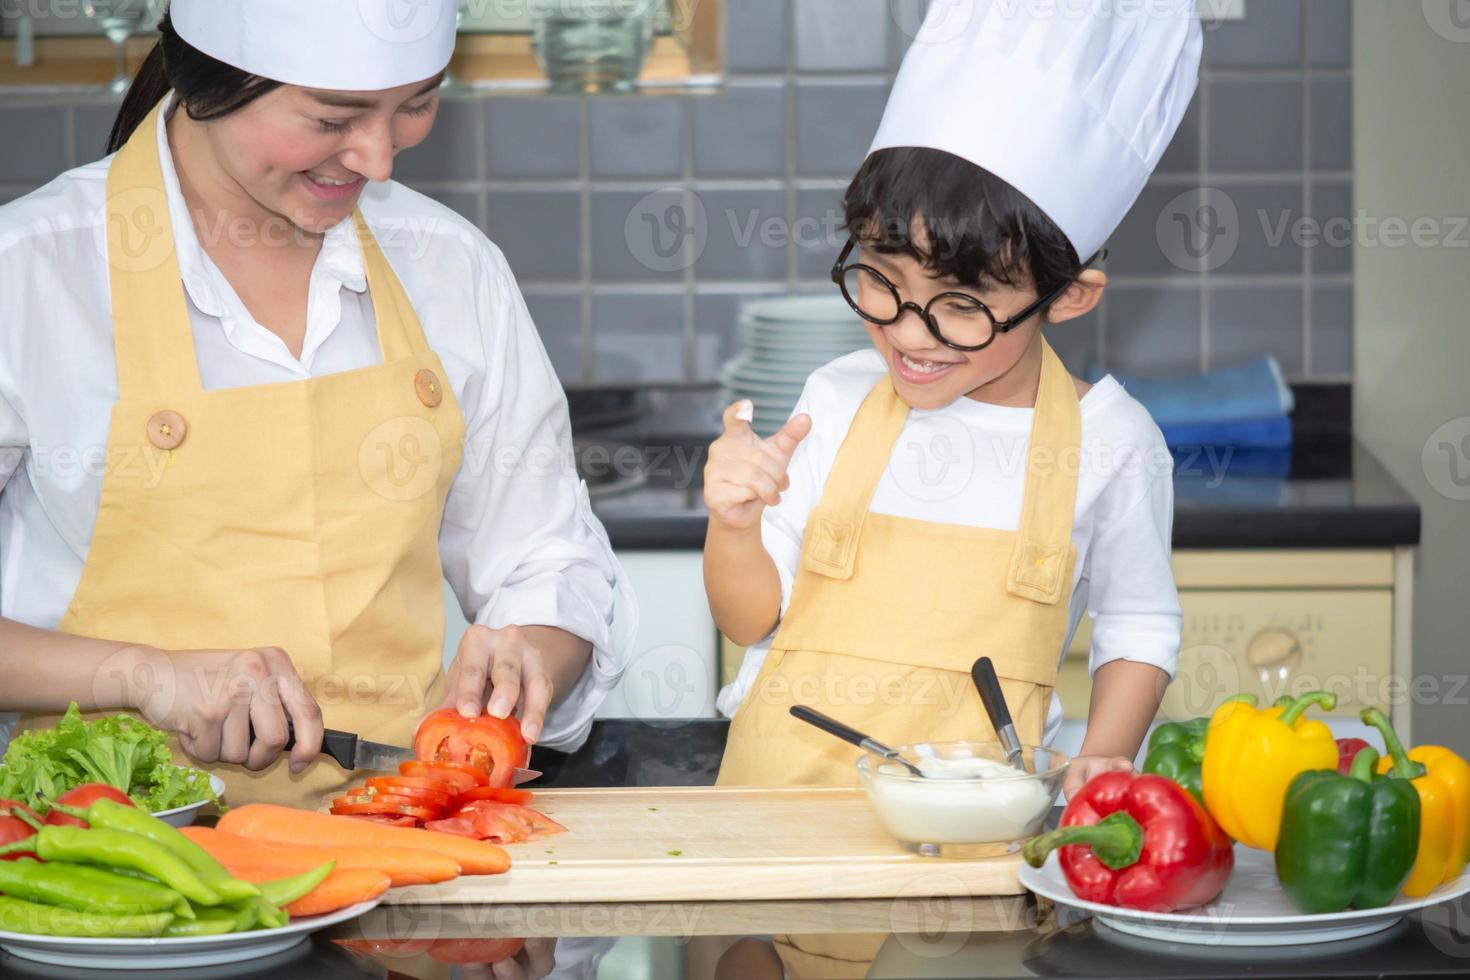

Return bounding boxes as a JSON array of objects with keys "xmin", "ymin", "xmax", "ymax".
[
  {"xmin": 1201, "ymin": 691, "xmax": 1338, "ymax": 851},
  {"xmin": 1364, "ymin": 707, "xmax": 1470, "ymax": 897}
]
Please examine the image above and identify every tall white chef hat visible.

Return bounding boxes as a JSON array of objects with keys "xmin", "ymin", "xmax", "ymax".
[
  {"xmin": 170, "ymin": 0, "xmax": 458, "ymax": 91},
  {"xmin": 868, "ymin": 0, "xmax": 1202, "ymax": 261}
]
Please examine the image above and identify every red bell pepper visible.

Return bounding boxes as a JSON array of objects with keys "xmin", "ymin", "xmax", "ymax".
[
  {"xmin": 1335, "ymin": 737, "xmax": 1373, "ymax": 775},
  {"xmin": 1022, "ymin": 771, "xmax": 1235, "ymax": 912}
]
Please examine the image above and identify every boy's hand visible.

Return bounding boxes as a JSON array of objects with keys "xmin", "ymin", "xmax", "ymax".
[
  {"xmin": 704, "ymin": 400, "xmax": 812, "ymax": 531},
  {"xmin": 1062, "ymin": 754, "xmax": 1136, "ymax": 801}
]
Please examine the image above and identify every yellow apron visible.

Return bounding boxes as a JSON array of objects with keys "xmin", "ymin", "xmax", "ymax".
[
  {"xmin": 17, "ymin": 101, "xmax": 465, "ymax": 810},
  {"xmin": 718, "ymin": 340, "xmax": 1081, "ymax": 976}
]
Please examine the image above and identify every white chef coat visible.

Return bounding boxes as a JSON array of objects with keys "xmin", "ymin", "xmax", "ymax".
[
  {"xmin": 717, "ymin": 349, "xmax": 1184, "ymax": 746},
  {"xmin": 0, "ymin": 98, "xmax": 630, "ymax": 751}
]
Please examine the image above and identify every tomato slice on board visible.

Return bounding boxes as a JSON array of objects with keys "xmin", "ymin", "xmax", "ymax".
[
  {"xmin": 454, "ymin": 786, "xmax": 534, "ymax": 807},
  {"xmin": 413, "ymin": 710, "xmax": 527, "ymax": 789},
  {"xmin": 398, "ymin": 761, "xmax": 486, "ymax": 793},
  {"xmin": 330, "ymin": 801, "xmax": 439, "ymax": 821},
  {"xmin": 334, "ymin": 792, "xmax": 444, "ymax": 813},
  {"xmin": 456, "ymin": 801, "xmax": 567, "ymax": 844},
  {"xmin": 422, "ymin": 815, "xmax": 481, "ymax": 839},
  {"xmin": 341, "ymin": 813, "xmax": 419, "ymax": 828},
  {"xmin": 364, "ymin": 778, "xmax": 455, "ymax": 806}
]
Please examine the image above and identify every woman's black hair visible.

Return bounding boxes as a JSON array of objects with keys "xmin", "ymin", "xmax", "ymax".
[
  {"xmin": 842, "ymin": 146, "xmax": 1083, "ymax": 303},
  {"xmin": 106, "ymin": 10, "xmax": 282, "ymax": 155}
]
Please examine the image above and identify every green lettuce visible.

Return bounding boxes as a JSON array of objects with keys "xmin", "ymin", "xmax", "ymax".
[{"xmin": 0, "ymin": 702, "xmax": 216, "ymax": 813}]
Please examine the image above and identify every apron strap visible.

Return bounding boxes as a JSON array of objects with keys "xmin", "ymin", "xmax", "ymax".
[
  {"xmin": 800, "ymin": 376, "xmax": 909, "ymax": 580},
  {"xmin": 351, "ymin": 211, "xmax": 428, "ymax": 363},
  {"xmin": 105, "ymin": 100, "xmax": 205, "ymax": 399},
  {"xmin": 1005, "ymin": 339, "xmax": 1082, "ymax": 604}
]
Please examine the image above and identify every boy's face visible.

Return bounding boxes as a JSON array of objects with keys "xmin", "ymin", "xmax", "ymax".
[{"xmin": 854, "ymin": 246, "xmax": 1046, "ymax": 411}]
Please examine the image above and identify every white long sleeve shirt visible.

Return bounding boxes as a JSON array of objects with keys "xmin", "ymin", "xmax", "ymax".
[
  {"xmin": 0, "ymin": 102, "xmax": 631, "ymax": 751},
  {"xmin": 716, "ymin": 350, "xmax": 1183, "ymax": 745}
]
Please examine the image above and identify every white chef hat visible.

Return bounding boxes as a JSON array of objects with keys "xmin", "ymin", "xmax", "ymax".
[
  {"xmin": 170, "ymin": 0, "xmax": 458, "ymax": 91},
  {"xmin": 868, "ymin": 0, "xmax": 1202, "ymax": 261}
]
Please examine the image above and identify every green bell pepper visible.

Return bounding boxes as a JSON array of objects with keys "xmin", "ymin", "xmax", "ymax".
[
  {"xmin": 1274, "ymin": 746, "xmax": 1421, "ymax": 914},
  {"xmin": 1141, "ymin": 718, "xmax": 1209, "ymax": 803},
  {"xmin": 1142, "ymin": 697, "xmax": 1255, "ymax": 804}
]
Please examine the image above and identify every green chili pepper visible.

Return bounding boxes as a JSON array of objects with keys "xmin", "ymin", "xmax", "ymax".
[
  {"xmin": 162, "ymin": 917, "xmax": 238, "ymax": 938},
  {"xmin": 252, "ymin": 895, "xmax": 288, "ymax": 929},
  {"xmin": 0, "ymin": 858, "xmax": 187, "ymax": 918},
  {"xmin": 48, "ymin": 799, "xmax": 260, "ymax": 903},
  {"xmin": 0, "ymin": 895, "xmax": 172, "ymax": 938},
  {"xmin": 0, "ymin": 826, "xmax": 223, "ymax": 907},
  {"xmin": 257, "ymin": 861, "xmax": 334, "ymax": 909}
]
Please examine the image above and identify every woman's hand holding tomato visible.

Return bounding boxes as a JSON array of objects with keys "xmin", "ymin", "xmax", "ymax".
[{"xmin": 438, "ymin": 625, "xmax": 554, "ymax": 744}]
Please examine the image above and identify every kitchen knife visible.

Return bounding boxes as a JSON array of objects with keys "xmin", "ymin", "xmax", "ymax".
[{"xmin": 247, "ymin": 720, "xmax": 541, "ymax": 783}]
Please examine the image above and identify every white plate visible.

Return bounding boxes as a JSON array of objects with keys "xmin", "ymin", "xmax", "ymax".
[
  {"xmin": 151, "ymin": 773, "xmax": 227, "ymax": 828},
  {"xmin": 0, "ymin": 897, "xmax": 383, "ymax": 971},
  {"xmin": 741, "ymin": 295, "xmax": 859, "ymax": 325},
  {"xmin": 1019, "ymin": 843, "xmax": 1470, "ymax": 947}
]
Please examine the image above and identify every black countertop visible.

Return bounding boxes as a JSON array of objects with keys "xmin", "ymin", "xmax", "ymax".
[{"xmin": 580, "ymin": 386, "xmax": 1422, "ymax": 551}]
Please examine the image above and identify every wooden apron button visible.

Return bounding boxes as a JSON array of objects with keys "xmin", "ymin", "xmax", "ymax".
[
  {"xmin": 414, "ymin": 369, "xmax": 444, "ymax": 408},
  {"xmin": 146, "ymin": 410, "xmax": 187, "ymax": 450}
]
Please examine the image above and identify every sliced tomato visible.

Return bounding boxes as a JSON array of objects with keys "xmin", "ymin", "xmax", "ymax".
[
  {"xmin": 427, "ymin": 937, "xmax": 526, "ymax": 965},
  {"xmin": 456, "ymin": 801, "xmax": 567, "ymax": 844},
  {"xmin": 330, "ymin": 800, "xmax": 439, "ymax": 821},
  {"xmin": 413, "ymin": 709, "xmax": 527, "ymax": 789},
  {"xmin": 365, "ymin": 778, "xmax": 455, "ymax": 806},
  {"xmin": 422, "ymin": 815, "xmax": 481, "ymax": 838},
  {"xmin": 398, "ymin": 760, "xmax": 486, "ymax": 793},
  {"xmin": 455, "ymin": 786, "xmax": 534, "ymax": 807},
  {"xmin": 341, "ymin": 813, "xmax": 419, "ymax": 828}
]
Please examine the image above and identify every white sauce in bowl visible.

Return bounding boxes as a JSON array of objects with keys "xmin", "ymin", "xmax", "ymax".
[{"xmin": 862, "ymin": 757, "xmax": 1054, "ymax": 844}]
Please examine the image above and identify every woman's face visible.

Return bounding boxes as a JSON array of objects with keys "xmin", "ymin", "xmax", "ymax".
[{"xmin": 195, "ymin": 74, "xmax": 443, "ymax": 234}]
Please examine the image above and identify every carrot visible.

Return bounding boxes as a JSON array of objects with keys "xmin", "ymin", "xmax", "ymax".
[
  {"xmin": 220, "ymin": 861, "xmax": 390, "ymax": 917},
  {"xmin": 219, "ymin": 804, "xmax": 511, "ymax": 876},
  {"xmin": 180, "ymin": 826, "xmax": 461, "ymax": 887}
]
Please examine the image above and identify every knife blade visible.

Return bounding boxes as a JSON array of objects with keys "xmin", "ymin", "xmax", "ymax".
[{"xmin": 249, "ymin": 721, "xmax": 541, "ymax": 783}]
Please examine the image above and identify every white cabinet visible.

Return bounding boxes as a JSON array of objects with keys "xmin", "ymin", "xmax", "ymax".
[
  {"xmin": 442, "ymin": 551, "xmax": 720, "ymax": 721},
  {"xmin": 597, "ymin": 551, "xmax": 720, "ymax": 720}
]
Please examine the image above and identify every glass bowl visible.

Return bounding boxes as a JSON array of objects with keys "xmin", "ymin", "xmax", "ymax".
[{"xmin": 856, "ymin": 741, "xmax": 1069, "ymax": 858}]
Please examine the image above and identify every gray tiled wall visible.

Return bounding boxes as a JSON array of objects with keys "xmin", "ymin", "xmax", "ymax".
[{"xmin": 0, "ymin": 0, "xmax": 1354, "ymax": 385}]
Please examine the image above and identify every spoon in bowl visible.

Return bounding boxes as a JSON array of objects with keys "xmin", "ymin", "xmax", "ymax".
[
  {"xmin": 788, "ymin": 705, "xmax": 928, "ymax": 778},
  {"xmin": 971, "ymin": 657, "xmax": 1031, "ymax": 773}
]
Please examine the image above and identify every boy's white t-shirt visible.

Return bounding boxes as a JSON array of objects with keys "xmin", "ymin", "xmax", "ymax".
[{"xmin": 716, "ymin": 349, "xmax": 1184, "ymax": 746}]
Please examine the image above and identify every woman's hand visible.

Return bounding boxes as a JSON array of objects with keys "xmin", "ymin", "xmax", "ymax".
[
  {"xmin": 1062, "ymin": 754, "xmax": 1136, "ymax": 801},
  {"xmin": 121, "ymin": 645, "xmax": 324, "ymax": 774},
  {"xmin": 438, "ymin": 625, "xmax": 556, "ymax": 744},
  {"xmin": 703, "ymin": 400, "xmax": 812, "ymax": 531}
]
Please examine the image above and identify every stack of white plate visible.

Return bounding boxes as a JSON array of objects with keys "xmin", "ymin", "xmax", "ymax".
[{"xmin": 718, "ymin": 295, "xmax": 871, "ymax": 437}]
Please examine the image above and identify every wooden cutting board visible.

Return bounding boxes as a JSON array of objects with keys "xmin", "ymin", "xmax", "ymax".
[{"xmin": 384, "ymin": 786, "xmax": 1025, "ymax": 905}]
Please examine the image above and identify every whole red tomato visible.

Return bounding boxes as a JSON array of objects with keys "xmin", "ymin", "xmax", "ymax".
[
  {"xmin": 414, "ymin": 709, "xmax": 528, "ymax": 789},
  {"xmin": 44, "ymin": 783, "xmax": 136, "ymax": 828},
  {"xmin": 0, "ymin": 799, "xmax": 40, "ymax": 860}
]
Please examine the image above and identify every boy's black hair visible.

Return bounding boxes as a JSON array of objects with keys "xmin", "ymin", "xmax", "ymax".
[{"xmin": 842, "ymin": 147, "xmax": 1083, "ymax": 304}]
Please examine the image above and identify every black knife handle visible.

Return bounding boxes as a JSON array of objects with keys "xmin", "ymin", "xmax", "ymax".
[
  {"xmin": 247, "ymin": 719, "xmax": 357, "ymax": 770},
  {"xmin": 971, "ymin": 657, "xmax": 1015, "ymax": 733},
  {"xmin": 789, "ymin": 705, "xmax": 869, "ymax": 751}
]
